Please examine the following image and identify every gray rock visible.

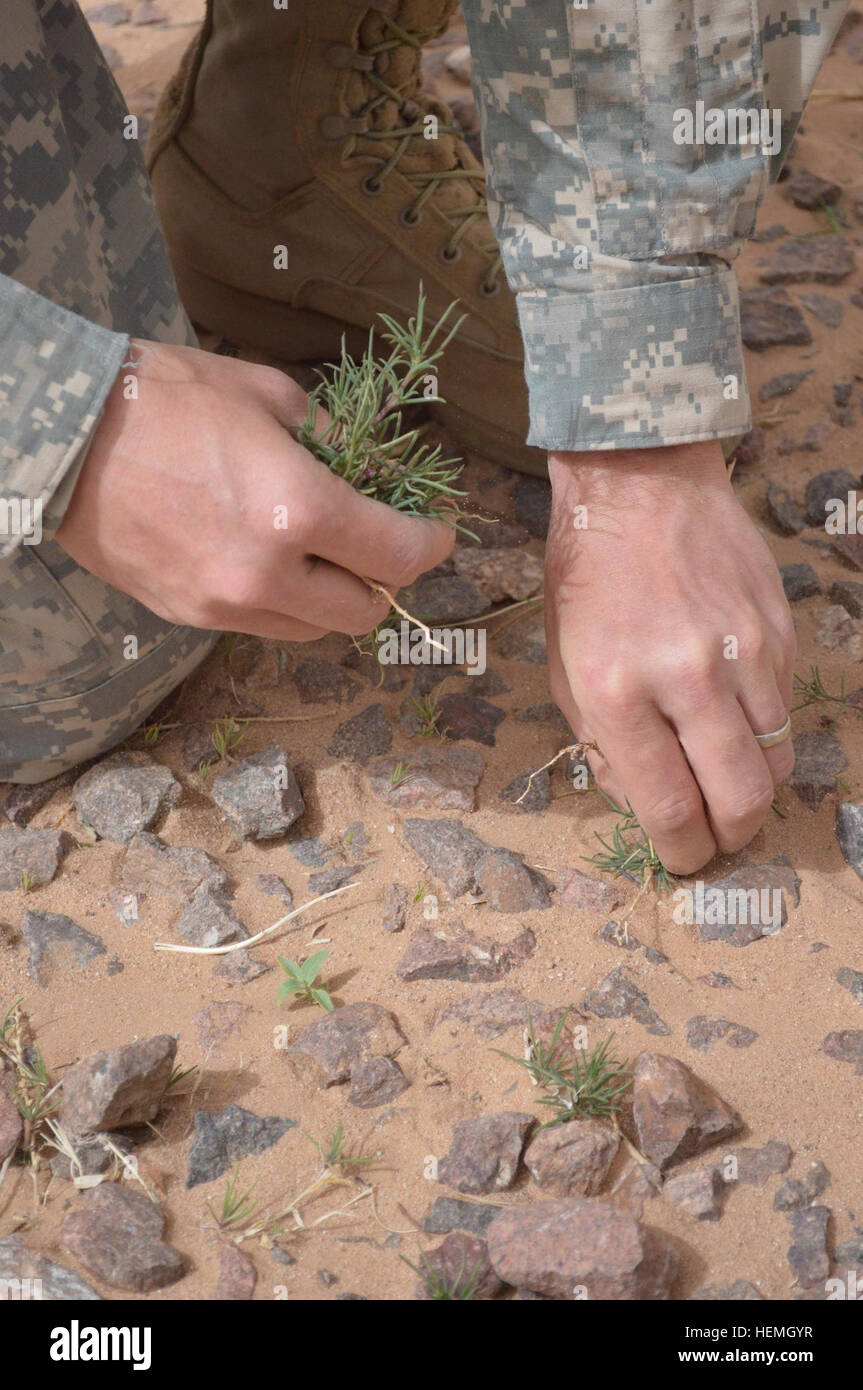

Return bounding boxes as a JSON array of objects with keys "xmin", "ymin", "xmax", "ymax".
[
  {"xmin": 61, "ymin": 1185, "xmax": 185, "ymax": 1292},
  {"xmin": 581, "ymin": 966, "xmax": 669, "ymax": 1035},
  {"xmin": 829, "ymin": 580, "xmax": 863, "ymax": 618},
  {"xmin": 328, "ymin": 704, "xmax": 392, "ymax": 760},
  {"xmin": 740, "ymin": 287, "xmax": 812, "ymax": 349},
  {"xmin": 798, "ymin": 291, "xmax": 845, "ymax": 329},
  {"xmin": 438, "ymin": 988, "xmax": 565, "ymax": 1040},
  {"xmin": 822, "ymin": 1029, "xmax": 863, "ymax": 1073},
  {"xmin": 397, "ymin": 922, "xmax": 536, "ymax": 983},
  {"xmin": 49, "ymin": 1131, "xmax": 135, "ymax": 1181},
  {"xmin": 287, "ymin": 835, "xmax": 332, "ymax": 868},
  {"xmin": 366, "ymin": 745, "xmax": 485, "ymax": 811},
  {"xmin": 423, "ymin": 1196, "xmax": 503, "ymax": 1237},
  {"xmin": 786, "ymin": 170, "xmax": 842, "ymax": 209},
  {"xmin": 524, "ymin": 1119, "xmax": 619, "ymax": 1198},
  {"xmin": 728, "ymin": 427, "xmax": 767, "ymax": 468},
  {"xmin": 487, "ymin": 1198, "xmax": 678, "ymax": 1300},
  {"xmin": 175, "ymin": 887, "xmax": 248, "ymax": 947},
  {"xmin": 452, "ymin": 547, "xmax": 543, "ymax": 603},
  {"xmin": 186, "ymin": 1104, "xmax": 297, "ymax": 1187},
  {"xmin": 398, "ymin": 574, "xmax": 488, "ymax": 624},
  {"xmin": 210, "ymin": 744, "xmax": 303, "ymax": 841},
  {"xmin": 284, "ymin": 1002, "xmax": 406, "ymax": 1089},
  {"xmin": 293, "ymin": 657, "xmax": 360, "ymax": 705},
  {"xmin": 759, "ymin": 370, "xmax": 812, "ymax": 401},
  {"xmin": 516, "ymin": 702, "xmax": 570, "ymax": 734},
  {"xmin": 663, "ymin": 1165, "xmax": 725, "ymax": 1221},
  {"xmin": 760, "ymin": 234, "xmax": 856, "ymax": 284},
  {"xmin": 438, "ymin": 1112, "xmax": 534, "ymax": 1194},
  {"xmin": 789, "ymin": 731, "xmax": 848, "ymax": 809},
  {"xmin": 213, "ymin": 949, "xmax": 269, "ymax": 984},
  {"xmin": 787, "ymin": 1206, "xmax": 831, "ymax": 1288},
  {"xmin": 255, "ymin": 873, "xmax": 293, "ymax": 907},
  {"xmin": 0, "ymin": 1233, "xmax": 101, "ymax": 1300},
  {"xmin": 500, "ymin": 769, "xmax": 550, "ymax": 814},
  {"xmin": 72, "ymin": 753, "xmax": 181, "ymax": 842},
  {"xmin": 60, "ymin": 1035, "xmax": 176, "ymax": 1132},
  {"xmin": 688, "ymin": 1280, "xmax": 763, "ymax": 1300},
  {"xmin": 121, "ymin": 831, "xmax": 228, "ymax": 900},
  {"xmin": 474, "ymin": 847, "xmax": 551, "ymax": 912},
  {"xmin": 628, "ymin": 1053, "xmax": 743, "ymax": 1172},
  {"xmin": 0, "ymin": 827, "xmax": 75, "ymax": 891},
  {"xmin": 766, "ymin": 483, "xmax": 806, "ymax": 535},
  {"xmin": 837, "ymin": 965, "xmax": 863, "ymax": 1006},
  {"xmin": 434, "ymin": 692, "xmax": 505, "ymax": 747},
  {"xmin": 774, "ymin": 1178, "xmax": 809, "ymax": 1211},
  {"xmin": 513, "ymin": 475, "xmax": 551, "ymax": 537},
  {"xmin": 348, "ymin": 1056, "xmax": 410, "ymax": 1108},
  {"xmin": 496, "ymin": 612, "xmax": 546, "ymax": 663},
  {"xmin": 805, "ymin": 468, "xmax": 860, "ymax": 526},
  {"xmin": 831, "ymin": 798, "xmax": 861, "ymax": 874},
  {"xmin": 307, "ymin": 862, "xmax": 365, "ymax": 895},
  {"xmin": 697, "ymin": 857, "xmax": 800, "ymax": 945},
  {"xmin": 727, "ymin": 1139, "xmax": 792, "ymax": 1187},
  {"xmin": 402, "ymin": 817, "xmax": 487, "ymax": 897},
  {"xmin": 20, "ymin": 910, "xmax": 106, "ymax": 988},
  {"xmin": 556, "ymin": 868, "xmax": 623, "ymax": 914},
  {"xmin": 382, "ymin": 881, "xmax": 408, "ymax": 933},
  {"xmin": 780, "ymin": 563, "xmax": 820, "ymax": 602},
  {"xmin": 685, "ymin": 1017, "xmax": 758, "ymax": 1052},
  {"xmin": 814, "ymin": 605, "xmax": 862, "ymax": 658}
]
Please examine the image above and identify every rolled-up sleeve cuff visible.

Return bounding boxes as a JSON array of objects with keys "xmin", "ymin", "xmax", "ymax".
[
  {"xmin": 517, "ymin": 267, "xmax": 751, "ymax": 453},
  {"xmin": 0, "ymin": 276, "xmax": 129, "ymax": 557}
]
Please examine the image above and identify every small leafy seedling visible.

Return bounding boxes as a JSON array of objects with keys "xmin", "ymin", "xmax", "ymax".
[
  {"xmin": 400, "ymin": 1241, "xmax": 483, "ymax": 1300},
  {"xmin": 585, "ymin": 791, "xmax": 674, "ymax": 893},
  {"xmin": 277, "ymin": 949, "xmax": 334, "ymax": 1011},
  {"xmin": 207, "ymin": 1163, "xmax": 260, "ymax": 1231},
  {"xmin": 407, "ymin": 689, "xmax": 448, "ymax": 739},
  {"xmin": 496, "ymin": 1012, "xmax": 631, "ymax": 1126},
  {"xmin": 295, "ymin": 290, "xmax": 468, "ymax": 529}
]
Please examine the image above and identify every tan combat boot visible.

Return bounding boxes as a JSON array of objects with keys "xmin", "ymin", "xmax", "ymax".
[{"xmin": 146, "ymin": 0, "xmax": 545, "ymax": 476}]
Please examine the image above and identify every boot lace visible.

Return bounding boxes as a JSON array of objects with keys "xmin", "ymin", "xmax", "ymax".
[{"xmin": 328, "ymin": 11, "xmax": 502, "ymax": 296}]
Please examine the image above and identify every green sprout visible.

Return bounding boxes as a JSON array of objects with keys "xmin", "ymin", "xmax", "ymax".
[
  {"xmin": 792, "ymin": 664, "xmax": 861, "ymax": 727},
  {"xmin": 407, "ymin": 689, "xmax": 448, "ymax": 739},
  {"xmin": 295, "ymin": 290, "xmax": 469, "ymax": 530},
  {"xmin": 207, "ymin": 1163, "xmax": 260, "ymax": 1231},
  {"xmin": 277, "ymin": 950, "xmax": 334, "ymax": 1011},
  {"xmin": 585, "ymin": 791, "xmax": 675, "ymax": 893},
  {"xmin": 400, "ymin": 1241, "xmax": 483, "ymax": 1300},
  {"xmin": 496, "ymin": 1012, "xmax": 631, "ymax": 1126}
]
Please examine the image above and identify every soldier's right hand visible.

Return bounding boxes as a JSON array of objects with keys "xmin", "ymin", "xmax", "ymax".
[{"xmin": 56, "ymin": 339, "xmax": 454, "ymax": 640}]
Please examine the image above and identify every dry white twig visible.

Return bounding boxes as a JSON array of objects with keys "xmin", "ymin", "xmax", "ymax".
[{"xmin": 153, "ymin": 882, "xmax": 358, "ymax": 956}]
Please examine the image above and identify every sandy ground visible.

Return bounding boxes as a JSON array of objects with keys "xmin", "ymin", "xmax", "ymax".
[{"xmin": 0, "ymin": 2, "xmax": 862, "ymax": 1302}]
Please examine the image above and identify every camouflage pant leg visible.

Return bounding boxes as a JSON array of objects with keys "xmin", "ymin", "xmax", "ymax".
[
  {"xmin": 461, "ymin": 0, "xmax": 850, "ymax": 450},
  {"xmin": 0, "ymin": 0, "xmax": 216, "ymax": 784}
]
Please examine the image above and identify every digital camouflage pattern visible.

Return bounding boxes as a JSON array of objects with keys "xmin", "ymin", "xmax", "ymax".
[
  {"xmin": 0, "ymin": 0, "xmax": 849, "ymax": 780},
  {"xmin": 0, "ymin": 0, "xmax": 214, "ymax": 782},
  {"xmin": 462, "ymin": 0, "xmax": 849, "ymax": 448}
]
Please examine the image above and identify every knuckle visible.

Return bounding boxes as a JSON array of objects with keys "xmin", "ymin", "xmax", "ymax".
[
  {"xmin": 724, "ymin": 779, "xmax": 773, "ymax": 826},
  {"xmin": 642, "ymin": 788, "xmax": 703, "ymax": 836}
]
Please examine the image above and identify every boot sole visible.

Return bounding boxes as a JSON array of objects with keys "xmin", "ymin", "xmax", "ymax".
[{"xmin": 174, "ymin": 260, "xmax": 548, "ymax": 479}]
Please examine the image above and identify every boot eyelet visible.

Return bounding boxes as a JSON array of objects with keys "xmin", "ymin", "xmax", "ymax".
[
  {"xmin": 479, "ymin": 278, "xmax": 501, "ymax": 298},
  {"xmin": 439, "ymin": 244, "xmax": 462, "ymax": 264},
  {"xmin": 361, "ymin": 174, "xmax": 383, "ymax": 196},
  {"xmin": 399, "ymin": 206, "xmax": 422, "ymax": 228}
]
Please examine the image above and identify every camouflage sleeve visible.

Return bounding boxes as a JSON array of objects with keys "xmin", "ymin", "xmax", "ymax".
[
  {"xmin": 461, "ymin": 0, "xmax": 849, "ymax": 452},
  {"xmin": 0, "ymin": 275, "xmax": 128, "ymax": 559}
]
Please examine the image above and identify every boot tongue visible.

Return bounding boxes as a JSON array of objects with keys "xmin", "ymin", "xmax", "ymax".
[{"xmin": 346, "ymin": 0, "xmax": 479, "ymax": 215}]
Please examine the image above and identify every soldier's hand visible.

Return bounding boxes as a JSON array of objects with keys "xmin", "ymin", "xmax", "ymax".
[
  {"xmin": 56, "ymin": 339, "xmax": 454, "ymax": 640},
  {"xmin": 545, "ymin": 440, "xmax": 796, "ymax": 875}
]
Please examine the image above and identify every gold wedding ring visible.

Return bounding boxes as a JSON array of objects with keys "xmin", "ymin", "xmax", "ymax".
[{"xmin": 753, "ymin": 715, "xmax": 792, "ymax": 749}]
